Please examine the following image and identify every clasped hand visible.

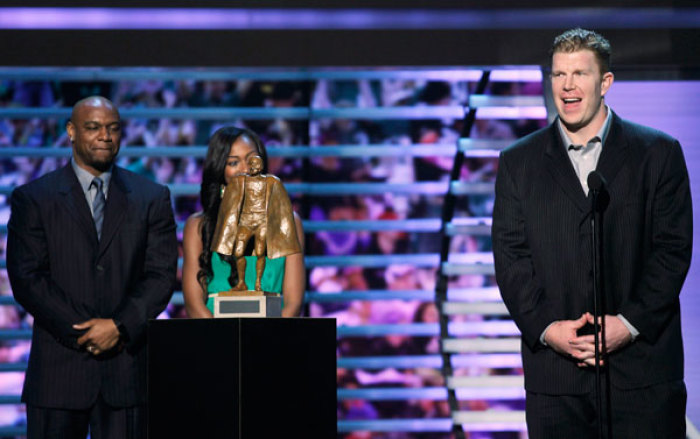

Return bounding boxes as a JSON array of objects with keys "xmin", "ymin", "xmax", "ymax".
[
  {"xmin": 73, "ymin": 318, "xmax": 121, "ymax": 356},
  {"xmin": 543, "ymin": 313, "xmax": 632, "ymax": 367}
]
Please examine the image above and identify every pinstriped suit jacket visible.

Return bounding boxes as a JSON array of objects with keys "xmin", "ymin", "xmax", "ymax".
[
  {"xmin": 6, "ymin": 164, "xmax": 177, "ymax": 409},
  {"xmin": 492, "ymin": 112, "xmax": 692, "ymax": 394}
]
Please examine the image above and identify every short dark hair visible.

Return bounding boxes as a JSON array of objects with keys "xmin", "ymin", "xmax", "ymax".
[{"xmin": 550, "ymin": 28, "xmax": 611, "ymax": 74}]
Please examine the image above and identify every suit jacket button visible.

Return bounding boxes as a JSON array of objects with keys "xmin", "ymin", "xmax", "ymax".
[{"xmin": 96, "ymin": 265, "xmax": 104, "ymax": 273}]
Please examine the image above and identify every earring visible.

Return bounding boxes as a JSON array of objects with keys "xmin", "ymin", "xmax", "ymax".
[{"xmin": 220, "ymin": 184, "xmax": 225, "ymax": 199}]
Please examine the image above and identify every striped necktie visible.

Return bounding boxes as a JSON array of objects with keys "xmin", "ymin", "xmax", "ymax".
[{"xmin": 91, "ymin": 177, "xmax": 106, "ymax": 240}]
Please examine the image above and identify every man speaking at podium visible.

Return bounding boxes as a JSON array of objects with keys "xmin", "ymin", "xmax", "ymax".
[
  {"xmin": 6, "ymin": 96, "xmax": 177, "ymax": 439},
  {"xmin": 492, "ymin": 29, "xmax": 692, "ymax": 438}
]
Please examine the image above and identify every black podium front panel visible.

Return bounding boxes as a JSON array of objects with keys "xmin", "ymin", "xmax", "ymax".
[{"xmin": 148, "ymin": 318, "xmax": 336, "ymax": 439}]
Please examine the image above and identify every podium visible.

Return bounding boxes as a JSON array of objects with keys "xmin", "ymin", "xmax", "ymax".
[{"xmin": 147, "ymin": 318, "xmax": 337, "ymax": 438}]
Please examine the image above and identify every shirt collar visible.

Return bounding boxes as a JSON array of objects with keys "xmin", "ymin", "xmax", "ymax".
[
  {"xmin": 558, "ymin": 104, "xmax": 612, "ymax": 149},
  {"xmin": 71, "ymin": 158, "xmax": 113, "ymax": 194}
]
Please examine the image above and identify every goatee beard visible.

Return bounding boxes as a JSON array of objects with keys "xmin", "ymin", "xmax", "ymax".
[{"xmin": 91, "ymin": 159, "xmax": 114, "ymax": 173}]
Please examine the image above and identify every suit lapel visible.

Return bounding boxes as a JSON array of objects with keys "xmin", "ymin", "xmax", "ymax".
[
  {"xmin": 98, "ymin": 167, "xmax": 129, "ymax": 257},
  {"xmin": 595, "ymin": 112, "xmax": 629, "ymax": 187},
  {"xmin": 57, "ymin": 165, "xmax": 99, "ymax": 243},
  {"xmin": 543, "ymin": 122, "xmax": 589, "ymax": 214}
]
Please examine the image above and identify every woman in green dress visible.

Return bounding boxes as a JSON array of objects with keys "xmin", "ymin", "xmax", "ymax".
[{"xmin": 182, "ymin": 127, "xmax": 305, "ymax": 317}]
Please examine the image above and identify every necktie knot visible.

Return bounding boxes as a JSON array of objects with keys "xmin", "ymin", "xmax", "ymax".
[{"xmin": 91, "ymin": 177, "xmax": 104, "ymax": 192}]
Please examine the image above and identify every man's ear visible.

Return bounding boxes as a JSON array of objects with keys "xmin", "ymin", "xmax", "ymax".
[
  {"xmin": 66, "ymin": 121, "xmax": 75, "ymax": 142},
  {"xmin": 601, "ymin": 71, "xmax": 614, "ymax": 97}
]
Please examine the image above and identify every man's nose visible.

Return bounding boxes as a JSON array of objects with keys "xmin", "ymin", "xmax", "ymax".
[
  {"xmin": 563, "ymin": 75, "xmax": 575, "ymax": 90},
  {"xmin": 99, "ymin": 126, "xmax": 112, "ymax": 141}
]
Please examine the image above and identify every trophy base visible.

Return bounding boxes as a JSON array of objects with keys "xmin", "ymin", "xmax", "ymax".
[
  {"xmin": 213, "ymin": 293, "xmax": 282, "ymax": 318},
  {"xmin": 218, "ymin": 289, "xmax": 265, "ymax": 297}
]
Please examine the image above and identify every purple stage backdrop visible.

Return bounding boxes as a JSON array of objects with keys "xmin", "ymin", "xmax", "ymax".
[{"xmin": 606, "ymin": 80, "xmax": 700, "ymax": 426}]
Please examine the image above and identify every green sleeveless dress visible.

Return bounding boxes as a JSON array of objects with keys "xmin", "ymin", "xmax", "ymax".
[{"xmin": 206, "ymin": 252, "xmax": 286, "ymax": 314}]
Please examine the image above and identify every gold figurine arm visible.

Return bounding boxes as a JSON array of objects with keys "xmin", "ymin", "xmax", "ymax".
[{"xmin": 282, "ymin": 212, "xmax": 306, "ymax": 317}]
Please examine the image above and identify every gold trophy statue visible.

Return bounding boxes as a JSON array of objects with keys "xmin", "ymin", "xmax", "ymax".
[{"xmin": 209, "ymin": 155, "xmax": 301, "ymax": 316}]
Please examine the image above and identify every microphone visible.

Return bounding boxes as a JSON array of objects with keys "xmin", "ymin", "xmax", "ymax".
[
  {"xmin": 587, "ymin": 171, "xmax": 609, "ymax": 212},
  {"xmin": 587, "ymin": 171, "xmax": 607, "ymax": 193},
  {"xmin": 586, "ymin": 172, "xmax": 610, "ymax": 439}
]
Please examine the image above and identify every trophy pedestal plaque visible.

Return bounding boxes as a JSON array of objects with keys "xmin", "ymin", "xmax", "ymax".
[{"xmin": 213, "ymin": 293, "xmax": 281, "ymax": 318}]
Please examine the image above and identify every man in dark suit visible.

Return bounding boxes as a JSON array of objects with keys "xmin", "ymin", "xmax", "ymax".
[
  {"xmin": 492, "ymin": 28, "xmax": 691, "ymax": 438},
  {"xmin": 6, "ymin": 96, "xmax": 177, "ymax": 438}
]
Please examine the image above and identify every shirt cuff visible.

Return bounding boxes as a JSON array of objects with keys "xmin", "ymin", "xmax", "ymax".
[
  {"xmin": 540, "ymin": 322, "xmax": 557, "ymax": 346},
  {"xmin": 616, "ymin": 314, "xmax": 639, "ymax": 341}
]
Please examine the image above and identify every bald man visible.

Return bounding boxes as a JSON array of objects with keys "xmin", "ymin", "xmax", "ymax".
[{"xmin": 7, "ymin": 96, "xmax": 177, "ymax": 438}]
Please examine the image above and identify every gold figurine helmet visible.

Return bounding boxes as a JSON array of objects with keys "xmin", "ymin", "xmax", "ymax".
[{"xmin": 247, "ymin": 155, "xmax": 263, "ymax": 175}]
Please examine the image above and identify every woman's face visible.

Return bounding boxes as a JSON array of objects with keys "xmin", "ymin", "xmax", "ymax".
[{"xmin": 224, "ymin": 135, "xmax": 259, "ymax": 185}]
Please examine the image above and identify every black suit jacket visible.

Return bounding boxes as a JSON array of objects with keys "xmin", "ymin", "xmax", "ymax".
[
  {"xmin": 6, "ymin": 164, "xmax": 177, "ymax": 409},
  {"xmin": 492, "ymin": 112, "xmax": 692, "ymax": 394}
]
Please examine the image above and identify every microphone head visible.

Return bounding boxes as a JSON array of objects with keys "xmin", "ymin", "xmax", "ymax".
[{"xmin": 587, "ymin": 171, "xmax": 607, "ymax": 192}]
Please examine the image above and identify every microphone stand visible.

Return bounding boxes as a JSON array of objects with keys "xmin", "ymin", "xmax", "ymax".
[{"xmin": 588, "ymin": 171, "xmax": 612, "ymax": 439}]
